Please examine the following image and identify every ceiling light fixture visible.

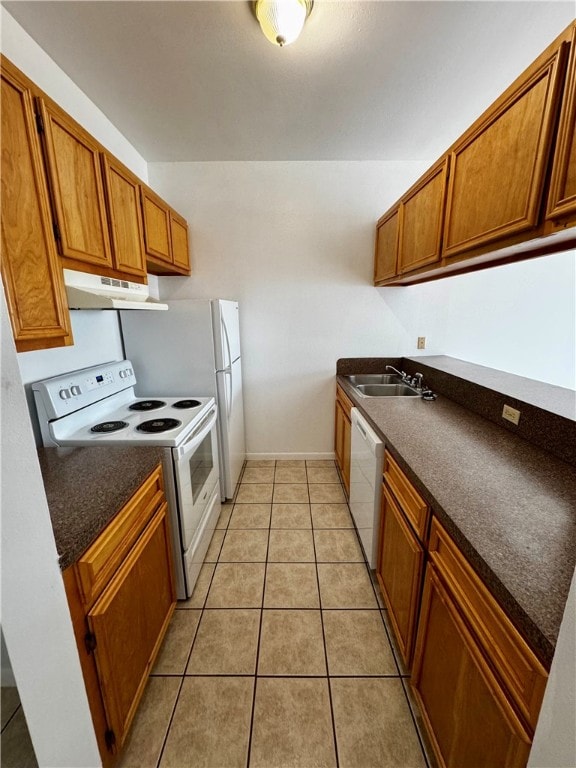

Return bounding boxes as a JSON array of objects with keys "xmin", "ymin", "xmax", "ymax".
[{"xmin": 254, "ymin": 0, "xmax": 313, "ymax": 47}]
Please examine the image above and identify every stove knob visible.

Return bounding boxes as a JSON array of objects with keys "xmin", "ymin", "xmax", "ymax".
[
  {"xmin": 70, "ymin": 385, "xmax": 82, "ymax": 396},
  {"xmin": 119, "ymin": 370, "xmax": 126, "ymax": 379},
  {"xmin": 59, "ymin": 388, "xmax": 71, "ymax": 400}
]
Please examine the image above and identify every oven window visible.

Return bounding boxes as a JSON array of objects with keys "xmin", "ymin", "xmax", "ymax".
[{"xmin": 189, "ymin": 431, "xmax": 214, "ymax": 504}]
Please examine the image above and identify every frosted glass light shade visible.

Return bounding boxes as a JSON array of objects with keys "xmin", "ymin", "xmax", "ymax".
[{"xmin": 255, "ymin": 0, "xmax": 312, "ymax": 47}]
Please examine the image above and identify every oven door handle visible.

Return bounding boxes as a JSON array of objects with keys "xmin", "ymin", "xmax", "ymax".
[{"xmin": 174, "ymin": 407, "xmax": 218, "ymax": 460}]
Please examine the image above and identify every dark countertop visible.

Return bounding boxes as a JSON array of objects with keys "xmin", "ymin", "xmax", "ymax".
[
  {"xmin": 39, "ymin": 446, "xmax": 166, "ymax": 571},
  {"xmin": 337, "ymin": 374, "xmax": 576, "ymax": 668}
]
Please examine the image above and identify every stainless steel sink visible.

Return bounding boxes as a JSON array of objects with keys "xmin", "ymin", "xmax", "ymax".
[
  {"xmin": 354, "ymin": 383, "xmax": 420, "ymax": 398},
  {"xmin": 344, "ymin": 374, "xmax": 404, "ymax": 386}
]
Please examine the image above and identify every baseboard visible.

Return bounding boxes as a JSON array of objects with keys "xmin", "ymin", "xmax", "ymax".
[{"xmin": 246, "ymin": 452, "xmax": 336, "ymax": 461}]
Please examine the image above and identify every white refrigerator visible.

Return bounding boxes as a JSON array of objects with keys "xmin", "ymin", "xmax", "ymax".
[{"xmin": 120, "ymin": 300, "xmax": 246, "ymax": 499}]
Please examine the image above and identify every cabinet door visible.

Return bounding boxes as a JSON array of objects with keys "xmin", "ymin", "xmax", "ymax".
[
  {"xmin": 374, "ymin": 208, "xmax": 400, "ymax": 283},
  {"xmin": 0, "ymin": 59, "xmax": 72, "ymax": 352},
  {"xmin": 141, "ymin": 187, "xmax": 172, "ymax": 265},
  {"xmin": 443, "ymin": 42, "xmax": 567, "ymax": 258},
  {"xmin": 101, "ymin": 154, "xmax": 146, "ymax": 278},
  {"xmin": 547, "ymin": 25, "xmax": 576, "ymax": 221},
  {"xmin": 399, "ymin": 159, "xmax": 448, "ymax": 274},
  {"xmin": 376, "ymin": 484, "xmax": 424, "ymax": 667},
  {"xmin": 341, "ymin": 410, "xmax": 351, "ymax": 497},
  {"xmin": 334, "ymin": 398, "xmax": 346, "ymax": 475},
  {"xmin": 170, "ymin": 211, "xmax": 191, "ymax": 273},
  {"xmin": 88, "ymin": 504, "xmax": 175, "ymax": 750},
  {"xmin": 37, "ymin": 98, "xmax": 113, "ymax": 269},
  {"xmin": 412, "ymin": 565, "xmax": 531, "ymax": 768}
]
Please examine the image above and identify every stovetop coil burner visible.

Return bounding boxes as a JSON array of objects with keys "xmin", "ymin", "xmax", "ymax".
[
  {"xmin": 136, "ymin": 418, "xmax": 182, "ymax": 434},
  {"xmin": 91, "ymin": 421, "xmax": 129, "ymax": 434},
  {"xmin": 129, "ymin": 400, "xmax": 166, "ymax": 411},
  {"xmin": 172, "ymin": 399, "xmax": 202, "ymax": 409}
]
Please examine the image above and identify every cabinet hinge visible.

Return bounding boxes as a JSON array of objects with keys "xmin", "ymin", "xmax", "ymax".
[
  {"xmin": 104, "ymin": 729, "xmax": 116, "ymax": 751},
  {"xmin": 35, "ymin": 113, "xmax": 44, "ymax": 134},
  {"xmin": 84, "ymin": 632, "xmax": 97, "ymax": 653},
  {"xmin": 53, "ymin": 223, "xmax": 61, "ymax": 241}
]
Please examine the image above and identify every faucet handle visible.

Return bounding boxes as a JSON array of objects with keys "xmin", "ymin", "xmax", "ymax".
[{"xmin": 411, "ymin": 372, "xmax": 424, "ymax": 389}]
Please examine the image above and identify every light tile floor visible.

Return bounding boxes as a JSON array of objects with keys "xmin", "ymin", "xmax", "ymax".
[
  {"xmin": 0, "ymin": 687, "xmax": 38, "ymax": 768},
  {"xmin": 120, "ymin": 459, "xmax": 430, "ymax": 768},
  {"xmin": 0, "ymin": 460, "xmax": 431, "ymax": 768}
]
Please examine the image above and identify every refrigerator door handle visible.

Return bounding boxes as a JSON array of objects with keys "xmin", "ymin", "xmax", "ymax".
[
  {"xmin": 221, "ymin": 316, "xmax": 232, "ymax": 371},
  {"xmin": 225, "ymin": 367, "xmax": 233, "ymax": 420}
]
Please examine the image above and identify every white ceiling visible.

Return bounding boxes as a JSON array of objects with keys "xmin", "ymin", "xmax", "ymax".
[{"xmin": 3, "ymin": 1, "xmax": 574, "ymax": 162}]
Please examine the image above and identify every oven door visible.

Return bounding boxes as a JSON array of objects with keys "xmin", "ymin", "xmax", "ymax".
[{"xmin": 172, "ymin": 406, "xmax": 220, "ymax": 553}]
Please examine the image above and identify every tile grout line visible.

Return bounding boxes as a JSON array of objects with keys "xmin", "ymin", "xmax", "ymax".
[
  {"xmin": 155, "ymin": 471, "xmax": 240, "ymax": 768},
  {"xmin": 0, "ymin": 703, "xmax": 22, "ymax": 735},
  {"xmin": 343, "ymin": 475, "xmax": 432, "ymax": 768},
  {"xmin": 245, "ymin": 459, "xmax": 274, "ymax": 768},
  {"xmin": 308, "ymin": 469, "xmax": 341, "ymax": 768}
]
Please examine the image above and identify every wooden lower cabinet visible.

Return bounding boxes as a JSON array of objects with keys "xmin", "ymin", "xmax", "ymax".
[
  {"xmin": 63, "ymin": 465, "xmax": 176, "ymax": 765},
  {"xmin": 334, "ymin": 385, "xmax": 353, "ymax": 496},
  {"xmin": 410, "ymin": 517, "xmax": 548, "ymax": 768},
  {"xmin": 376, "ymin": 484, "xmax": 424, "ymax": 667},
  {"xmin": 412, "ymin": 564, "xmax": 532, "ymax": 768}
]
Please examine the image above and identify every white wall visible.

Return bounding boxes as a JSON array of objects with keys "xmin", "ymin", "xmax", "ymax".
[
  {"xmin": 383, "ymin": 250, "xmax": 576, "ymax": 389},
  {"xmin": 150, "ymin": 161, "xmax": 576, "ymax": 456},
  {"xmin": 529, "ymin": 567, "xmax": 576, "ymax": 768},
  {"xmin": 150, "ymin": 160, "xmax": 429, "ymax": 454},
  {"xmin": 1, "ymin": 285, "xmax": 101, "ymax": 767}
]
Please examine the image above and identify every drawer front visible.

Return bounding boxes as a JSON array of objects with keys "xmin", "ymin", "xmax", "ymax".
[
  {"xmin": 76, "ymin": 465, "xmax": 165, "ymax": 607},
  {"xmin": 384, "ymin": 451, "xmax": 429, "ymax": 541},
  {"xmin": 428, "ymin": 518, "xmax": 547, "ymax": 732}
]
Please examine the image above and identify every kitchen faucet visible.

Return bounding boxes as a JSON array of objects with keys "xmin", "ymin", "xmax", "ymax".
[
  {"xmin": 386, "ymin": 365, "xmax": 409, "ymax": 381},
  {"xmin": 386, "ymin": 366, "xmax": 425, "ymax": 390}
]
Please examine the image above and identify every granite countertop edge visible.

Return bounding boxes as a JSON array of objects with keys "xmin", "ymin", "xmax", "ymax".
[
  {"xmin": 336, "ymin": 373, "xmax": 576, "ymax": 668},
  {"xmin": 39, "ymin": 446, "xmax": 166, "ymax": 571}
]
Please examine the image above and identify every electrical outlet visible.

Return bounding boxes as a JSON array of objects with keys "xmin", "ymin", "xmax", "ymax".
[
  {"xmin": 502, "ymin": 404, "xmax": 521, "ymax": 425},
  {"xmin": 417, "ymin": 337, "xmax": 426, "ymax": 350}
]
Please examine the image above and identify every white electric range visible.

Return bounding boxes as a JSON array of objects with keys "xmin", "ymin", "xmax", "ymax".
[{"xmin": 32, "ymin": 360, "xmax": 221, "ymax": 599}]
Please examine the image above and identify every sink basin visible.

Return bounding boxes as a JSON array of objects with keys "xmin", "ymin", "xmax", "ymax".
[
  {"xmin": 344, "ymin": 374, "xmax": 404, "ymax": 386},
  {"xmin": 354, "ymin": 384, "xmax": 420, "ymax": 398}
]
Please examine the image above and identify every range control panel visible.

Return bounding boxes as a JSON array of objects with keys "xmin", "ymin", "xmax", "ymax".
[{"xmin": 32, "ymin": 361, "xmax": 136, "ymax": 420}]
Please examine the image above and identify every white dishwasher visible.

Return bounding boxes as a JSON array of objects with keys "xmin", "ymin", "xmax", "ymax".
[{"xmin": 350, "ymin": 408, "xmax": 385, "ymax": 568}]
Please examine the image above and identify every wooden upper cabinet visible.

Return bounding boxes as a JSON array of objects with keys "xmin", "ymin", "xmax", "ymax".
[
  {"xmin": 442, "ymin": 40, "xmax": 567, "ymax": 259},
  {"xmin": 374, "ymin": 207, "xmax": 400, "ymax": 283},
  {"xmin": 0, "ymin": 57, "xmax": 72, "ymax": 352},
  {"xmin": 547, "ymin": 23, "xmax": 576, "ymax": 223},
  {"xmin": 101, "ymin": 154, "xmax": 146, "ymax": 278},
  {"xmin": 398, "ymin": 158, "xmax": 448, "ymax": 274},
  {"xmin": 141, "ymin": 186, "xmax": 172, "ymax": 265},
  {"xmin": 170, "ymin": 210, "xmax": 191, "ymax": 273},
  {"xmin": 141, "ymin": 186, "xmax": 191, "ymax": 276},
  {"xmin": 37, "ymin": 97, "xmax": 113, "ymax": 269}
]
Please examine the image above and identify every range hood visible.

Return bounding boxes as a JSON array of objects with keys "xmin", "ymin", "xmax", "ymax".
[{"xmin": 63, "ymin": 269, "xmax": 168, "ymax": 311}]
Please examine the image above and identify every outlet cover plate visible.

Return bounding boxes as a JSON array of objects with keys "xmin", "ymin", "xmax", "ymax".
[{"xmin": 502, "ymin": 404, "xmax": 521, "ymax": 425}]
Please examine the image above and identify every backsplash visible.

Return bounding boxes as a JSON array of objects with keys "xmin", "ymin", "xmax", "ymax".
[{"xmin": 337, "ymin": 356, "xmax": 576, "ymax": 467}]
